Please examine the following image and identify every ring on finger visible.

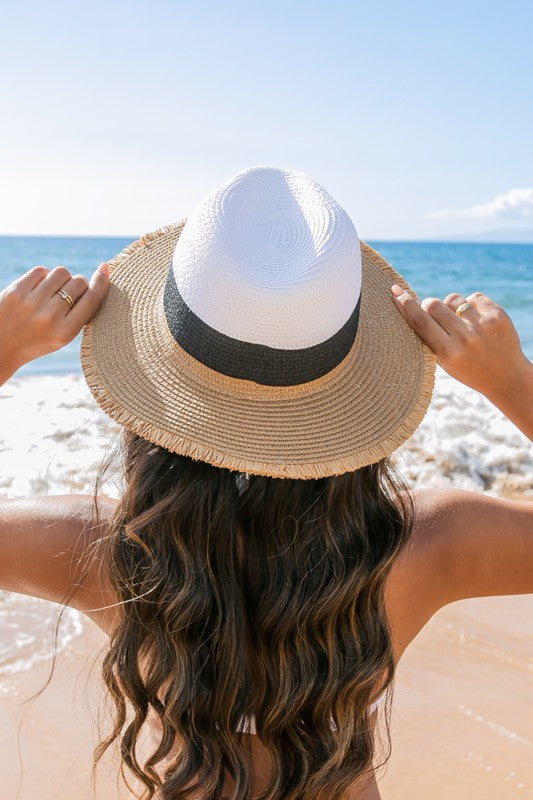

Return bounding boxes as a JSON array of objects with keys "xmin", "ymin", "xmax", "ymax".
[
  {"xmin": 455, "ymin": 302, "xmax": 473, "ymax": 317},
  {"xmin": 54, "ymin": 288, "xmax": 76, "ymax": 310}
]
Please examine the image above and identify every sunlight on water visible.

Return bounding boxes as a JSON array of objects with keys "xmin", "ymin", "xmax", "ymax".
[{"xmin": 0, "ymin": 591, "xmax": 83, "ymax": 676}]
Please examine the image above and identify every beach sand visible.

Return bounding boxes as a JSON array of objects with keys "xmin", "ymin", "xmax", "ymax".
[
  {"xmin": 1, "ymin": 594, "xmax": 531, "ymax": 800},
  {"xmin": 0, "ymin": 369, "xmax": 531, "ymax": 799}
]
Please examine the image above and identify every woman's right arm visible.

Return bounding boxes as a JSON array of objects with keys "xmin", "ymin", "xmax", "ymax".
[
  {"xmin": 405, "ymin": 488, "xmax": 533, "ymax": 605},
  {"xmin": 388, "ymin": 286, "xmax": 533, "ymax": 612},
  {"xmin": 482, "ymin": 362, "xmax": 533, "ymax": 442}
]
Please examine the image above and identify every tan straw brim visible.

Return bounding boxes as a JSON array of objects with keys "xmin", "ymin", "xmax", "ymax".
[{"xmin": 80, "ymin": 221, "xmax": 435, "ymax": 479}]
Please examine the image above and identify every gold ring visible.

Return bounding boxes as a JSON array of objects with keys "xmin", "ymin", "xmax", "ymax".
[
  {"xmin": 455, "ymin": 302, "xmax": 473, "ymax": 317},
  {"xmin": 55, "ymin": 288, "xmax": 75, "ymax": 310}
]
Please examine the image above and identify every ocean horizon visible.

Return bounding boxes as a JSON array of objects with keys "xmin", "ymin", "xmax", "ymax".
[{"xmin": 1, "ymin": 235, "xmax": 531, "ymax": 375}]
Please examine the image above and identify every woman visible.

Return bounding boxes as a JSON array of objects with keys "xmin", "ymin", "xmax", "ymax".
[{"xmin": 0, "ymin": 166, "xmax": 531, "ymax": 800}]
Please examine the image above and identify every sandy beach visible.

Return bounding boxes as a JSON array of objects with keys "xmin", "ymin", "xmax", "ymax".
[{"xmin": 0, "ymin": 367, "xmax": 531, "ymax": 799}]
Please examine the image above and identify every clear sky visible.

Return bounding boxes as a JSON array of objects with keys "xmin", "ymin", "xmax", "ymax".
[{"xmin": 1, "ymin": 0, "xmax": 533, "ymax": 239}]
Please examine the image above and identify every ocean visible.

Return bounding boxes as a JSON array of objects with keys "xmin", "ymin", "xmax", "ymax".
[{"xmin": 0, "ymin": 236, "xmax": 532, "ymax": 374}]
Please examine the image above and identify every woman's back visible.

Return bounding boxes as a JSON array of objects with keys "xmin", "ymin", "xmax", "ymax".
[{"xmin": 68, "ymin": 485, "xmax": 531, "ymax": 798}]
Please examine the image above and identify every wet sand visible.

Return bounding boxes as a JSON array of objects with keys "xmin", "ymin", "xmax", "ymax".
[{"xmin": 378, "ymin": 593, "xmax": 532, "ymax": 798}]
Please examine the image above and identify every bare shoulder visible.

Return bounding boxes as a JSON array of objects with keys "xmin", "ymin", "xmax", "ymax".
[
  {"xmin": 385, "ymin": 487, "xmax": 533, "ymax": 659},
  {"xmin": 0, "ymin": 493, "xmax": 119, "ymax": 632}
]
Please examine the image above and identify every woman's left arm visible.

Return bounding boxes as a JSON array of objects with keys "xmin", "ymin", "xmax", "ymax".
[
  {"xmin": 0, "ymin": 262, "xmax": 109, "ymax": 385},
  {"xmin": 0, "ymin": 262, "xmax": 113, "ymax": 630},
  {"xmin": 0, "ymin": 494, "xmax": 119, "ymax": 634}
]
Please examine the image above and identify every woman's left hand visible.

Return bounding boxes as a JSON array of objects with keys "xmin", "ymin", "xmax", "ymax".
[{"xmin": 0, "ymin": 262, "xmax": 110, "ymax": 384}]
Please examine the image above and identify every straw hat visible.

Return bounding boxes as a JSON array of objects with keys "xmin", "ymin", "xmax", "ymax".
[{"xmin": 80, "ymin": 166, "xmax": 435, "ymax": 479}]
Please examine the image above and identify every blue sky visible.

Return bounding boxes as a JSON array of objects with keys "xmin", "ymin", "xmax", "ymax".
[{"xmin": 1, "ymin": 0, "xmax": 532, "ymax": 239}]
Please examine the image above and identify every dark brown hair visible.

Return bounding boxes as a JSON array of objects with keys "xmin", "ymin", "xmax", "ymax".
[{"xmin": 92, "ymin": 429, "xmax": 413, "ymax": 799}]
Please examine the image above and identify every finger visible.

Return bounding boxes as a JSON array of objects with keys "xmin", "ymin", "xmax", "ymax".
[
  {"xmin": 33, "ymin": 265, "xmax": 72, "ymax": 299},
  {"xmin": 420, "ymin": 296, "xmax": 477, "ymax": 334},
  {"xmin": 11, "ymin": 265, "xmax": 50, "ymax": 292},
  {"xmin": 443, "ymin": 292, "xmax": 464, "ymax": 307},
  {"xmin": 61, "ymin": 263, "xmax": 110, "ymax": 335},
  {"xmin": 49, "ymin": 274, "xmax": 90, "ymax": 316},
  {"xmin": 443, "ymin": 292, "xmax": 467, "ymax": 311},
  {"xmin": 443, "ymin": 292, "xmax": 480, "ymax": 322},
  {"xmin": 390, "ymin": 285, "xmax": 449, "ymax": 354},
  {"xmin": 444, "ymin": 291, "xmax": 496, "ymax": 314},
  {"xmin": 465, "ymin": 290, "xmax": 502, "ymax": 313}
]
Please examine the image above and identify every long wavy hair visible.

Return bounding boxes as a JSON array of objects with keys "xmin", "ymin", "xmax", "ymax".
[{"xmin": 89, "ymin": 428, "xmax": 413, "ymax": 800}]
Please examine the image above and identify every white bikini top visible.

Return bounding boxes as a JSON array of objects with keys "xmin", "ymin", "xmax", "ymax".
[{"xmin": 235, "ymin": 692, "xmax": 385, "ymax": 734}]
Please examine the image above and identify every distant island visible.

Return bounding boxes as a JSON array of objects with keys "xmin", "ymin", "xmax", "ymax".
[
  {"xmin": 372, "ymin": 229, "xmax": 533, "ymax": 245},
  {"xmin": 442, "ymin": 229, "xmax": 533, "ymax": 244}
]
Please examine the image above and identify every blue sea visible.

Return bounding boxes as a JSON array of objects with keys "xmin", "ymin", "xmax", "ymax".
[{"xmin": 0, "ymin": 236, "xmax": 531, "ymax": 374}]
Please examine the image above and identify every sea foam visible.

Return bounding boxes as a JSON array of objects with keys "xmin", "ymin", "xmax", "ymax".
[{"xmin": 1, "ymin": 367, "xmax": 530, "ymax": 502}]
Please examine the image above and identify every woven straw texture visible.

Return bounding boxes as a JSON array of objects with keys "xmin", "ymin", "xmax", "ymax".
[{"xmin": 80, "ymin": 221, "xmax": 436, "ymax": 479}]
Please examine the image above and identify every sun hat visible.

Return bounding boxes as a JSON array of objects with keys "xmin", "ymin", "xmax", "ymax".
[{"xmin": 80, "ymin": 165, "xmax": 435, "ymax": 479}]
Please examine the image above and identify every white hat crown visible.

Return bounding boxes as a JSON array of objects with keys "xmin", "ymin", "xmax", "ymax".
[{"xmin": 168, "ymin": 165, "xmax": 362, "ymax": 350}]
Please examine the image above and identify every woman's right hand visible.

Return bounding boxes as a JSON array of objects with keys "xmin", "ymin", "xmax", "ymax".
[
  {"xmin": 391, "ymin": 285, "xmax": 533, "ymax": 440},
  {"xmin": 390, "ymin": 286, "xmax": 528, "ymax": 398}
]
